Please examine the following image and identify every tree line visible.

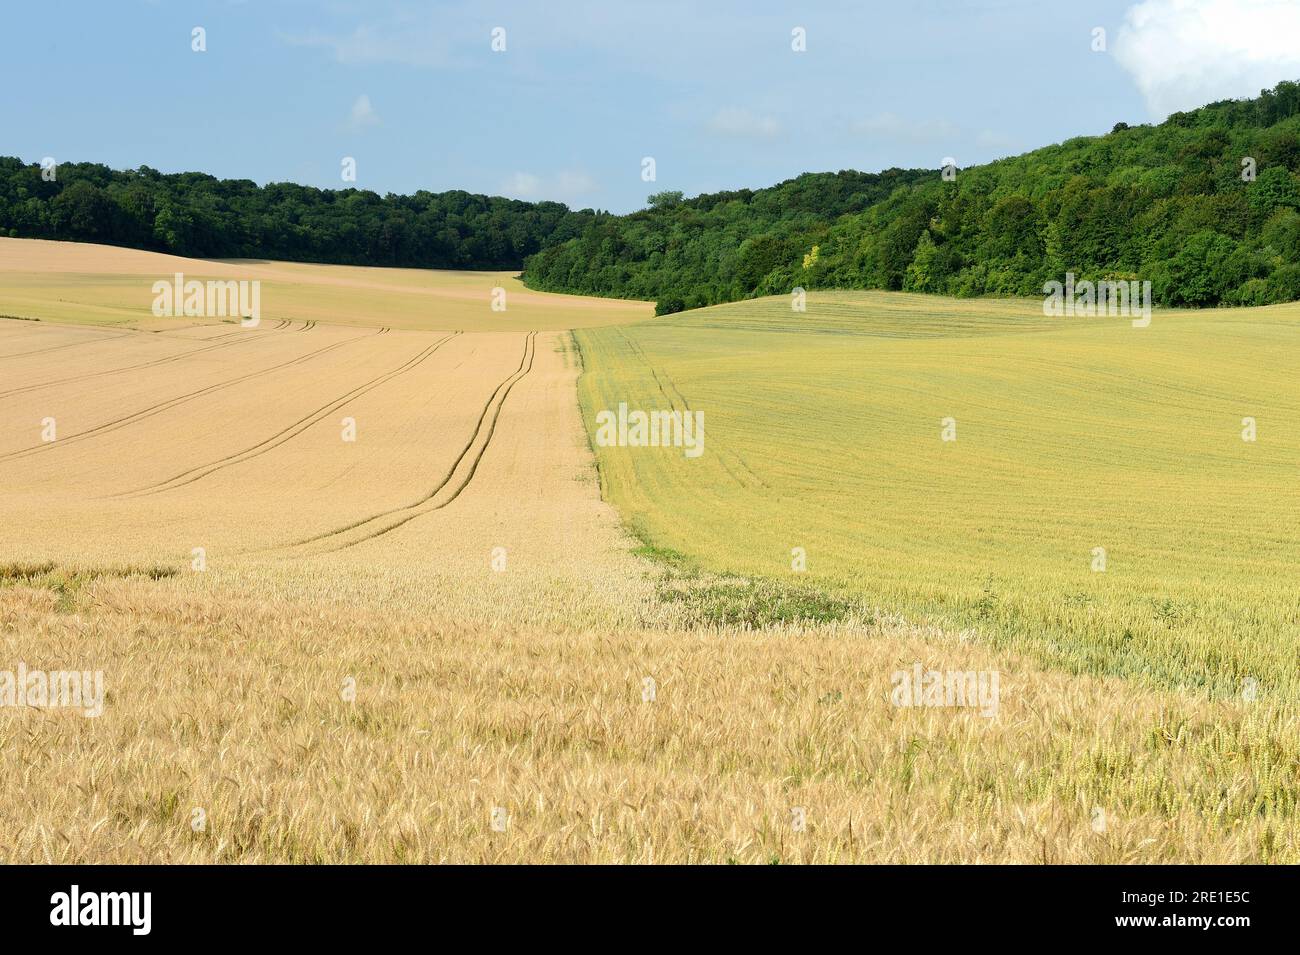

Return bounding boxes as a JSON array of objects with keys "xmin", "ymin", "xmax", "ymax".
[
  {"xmin": 0, "ymin": 159, "xmax": 595, "ymax": 270},
  {"xmin": 527, "ymin": 80, "xmax": 1300, "ymax": 313},
  {"xmin": 5, "ymin": 80, "xmax": 1300, "ymax": 313}
]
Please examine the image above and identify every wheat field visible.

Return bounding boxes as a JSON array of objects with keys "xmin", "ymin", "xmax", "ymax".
[
  {"xmin": 0, "ymin": 242, "xmax": 1295, "ymax": 862},
  {"xmin": 576, "ymin": 291, "xmax": 1300, "ymax": 699},
  {"xmin": 0, "ymin": 237, "xmax": 651, "ymax": 331}
]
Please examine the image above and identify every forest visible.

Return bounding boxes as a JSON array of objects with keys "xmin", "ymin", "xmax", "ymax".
[
  {"xmin": 526, "ymin": 81, "xmax": 1300, "ymax": 313},
  {"xmin": 0, "ymin": 157, "xmax": 594, "ymax": 270},
  {"xmin": 5, "ymin": 81, "xmax": 1299, "ymax": 312}
]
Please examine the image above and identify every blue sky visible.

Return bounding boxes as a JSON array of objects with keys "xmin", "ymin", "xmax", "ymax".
[{"xmin": 4, "ymin": 0, "xmax": 1299, "ymax": 213}]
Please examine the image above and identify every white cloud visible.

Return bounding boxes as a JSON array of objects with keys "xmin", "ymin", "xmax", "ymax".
[
  {"xmin": 846, "ymin": 113, "xmax": 1019, "ymax": 168},
  {"xmin": 974, "ymin": 129, "xmax": 1021, "ymax": 154},
  {"xmin": 502, "ymin": 172, "xmax": 541, "ymax": 197},
  {"xmin": 280, "ymin": 2, "xmax": 778, "ymax": 75},
  {"xmin": 852, "ymin": 112, "xmax": 960, "ymax": 146},
  {"xmin": 348, "ymin": 94, "xmax": 380, "ymax": 130},
  {"xmin": 284, "ymin": 22, "xmax": 454, "ymax": 69},
  {"xmin": 706, "ymin": 107, "xmax": 781, "ymax": 139},
  {"xmin": 502, "ymin": 170, "xmax": 598, "ymax": 203},
  {"xmin": 1114, "ymin": 0, "xmax": 1300, "ymax": 117}
]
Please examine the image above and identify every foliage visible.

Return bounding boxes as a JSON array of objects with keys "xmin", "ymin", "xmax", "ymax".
[
  {"xmin": 0, "ymin": 158, "xmax": 595, "ymax": 269},
  {"xmin": 7, "ymin": 81, "xmax": 1300, "ymax": 311},
  {"xmin": 524, "ymin": 168, "xmax": 931, "ymax": 312},
  {"xmin": 533, "ymin": 81, "xmax": 1300, "ymax": 309}
]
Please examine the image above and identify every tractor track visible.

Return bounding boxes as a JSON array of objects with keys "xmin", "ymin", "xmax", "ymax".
[
  {"xmin": 0, "ymin": 329, "xmax": 380, "ymax": 464},
  {"xmin": 0, "ymin": 321, "xmax": 297, "ymax": 401},
  {"xmin": 614, "ymin": 328, "xmax": 765, "ymax": 490},
  {"xmin": 0, "ymin": 322, "xmax": 244, "ymax": 362},
  {"xmin": 117, "ymin": 331, "xmax": 461, "ymax": 497},
  {"xmin": 0, "ymin": 328, "xmax": 138, "ymax": 361},
  {"xmin": 271, "ymin": 330, "xmax": 537, "ymax": 556}
]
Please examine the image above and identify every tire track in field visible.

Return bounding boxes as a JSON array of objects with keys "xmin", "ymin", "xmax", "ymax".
[
  {"xmin": 0, "ymin": 328, "xmax": 138, "ymax": 361},
  {"xmin": 271, "ymin": 331, "xmax": 537, "ymax": 557},
  {"xmin": 0, "ymin": 323, "xmax": 250, "ymax": 361},
  {"xmin": 0, "ymin": 329, "xmax": 380, "ymax": 464},
  {"xmin": 152, "ymin": 326, "xmax": 248, "ymax": 344},
  {"xmin": 627, "ymin": 347, "xmax": 749, "ymax": 489},
  {"xmin": 117, "ymin": 332, "xmax": 461, "ymax": 496},
  {"xmin": 647, "ymin": 352, "xmax": 766, "ymax": 489},
  {"xmin": 614, "ymin": 329, "xmax": 764, "ymax": 489},
  {"xmin": 0, "ymin": 322, "xmax": 295, "ymax": 400}
]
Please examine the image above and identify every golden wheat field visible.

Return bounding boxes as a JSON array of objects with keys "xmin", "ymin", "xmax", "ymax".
[
  {"xmin": 0, "ymin": 237, "xmax": 651, "ymax": 332},
  {"xmin": 0, "ymin": 240, "xmax": 1295, "ymax": 863}
]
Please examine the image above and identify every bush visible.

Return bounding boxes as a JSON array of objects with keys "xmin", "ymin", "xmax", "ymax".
[
  {"xmin": 1233, "ymin": 278, "xmax": 1273, "ymax": 306},
  {"xmin": 655, "ymin": 296, "xmax": 686, "ymax": 316},
  {"xmin": 1267, "ymin": 263, "xmax": 1300, "ymax": 301}
]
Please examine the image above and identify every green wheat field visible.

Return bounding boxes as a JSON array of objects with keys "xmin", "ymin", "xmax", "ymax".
[{"xmin": 577, "ymin": 290, "xmax": 1300, "ymax": 700}]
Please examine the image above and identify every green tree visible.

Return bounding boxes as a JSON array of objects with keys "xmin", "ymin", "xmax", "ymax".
[{"xmin": 647, "ymin": 191, "xmax": 684, "ymax": 209}]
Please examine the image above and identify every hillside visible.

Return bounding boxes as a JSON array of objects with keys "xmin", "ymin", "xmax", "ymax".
[
  {"xmin": 5, "ymin": 279, "xmax": 1296, "ymax": 863},
  {"xmin": 0, "ymin": 238, "xmax": 652, "ymax": 331},
  {"xmin": 532, "ymin": 81, "xmax": 1300, "ymax": 312},
  {"xmin": 521, "ymin": 168, "xmax": 931, "ymax": 313},
  {"xmin": 6, "ymin": 82, "xmax": 1299, "ymax": 314},
  {"xmin": 575, "ymin": 288, "xmax": 1300, "ymax": 699}
]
